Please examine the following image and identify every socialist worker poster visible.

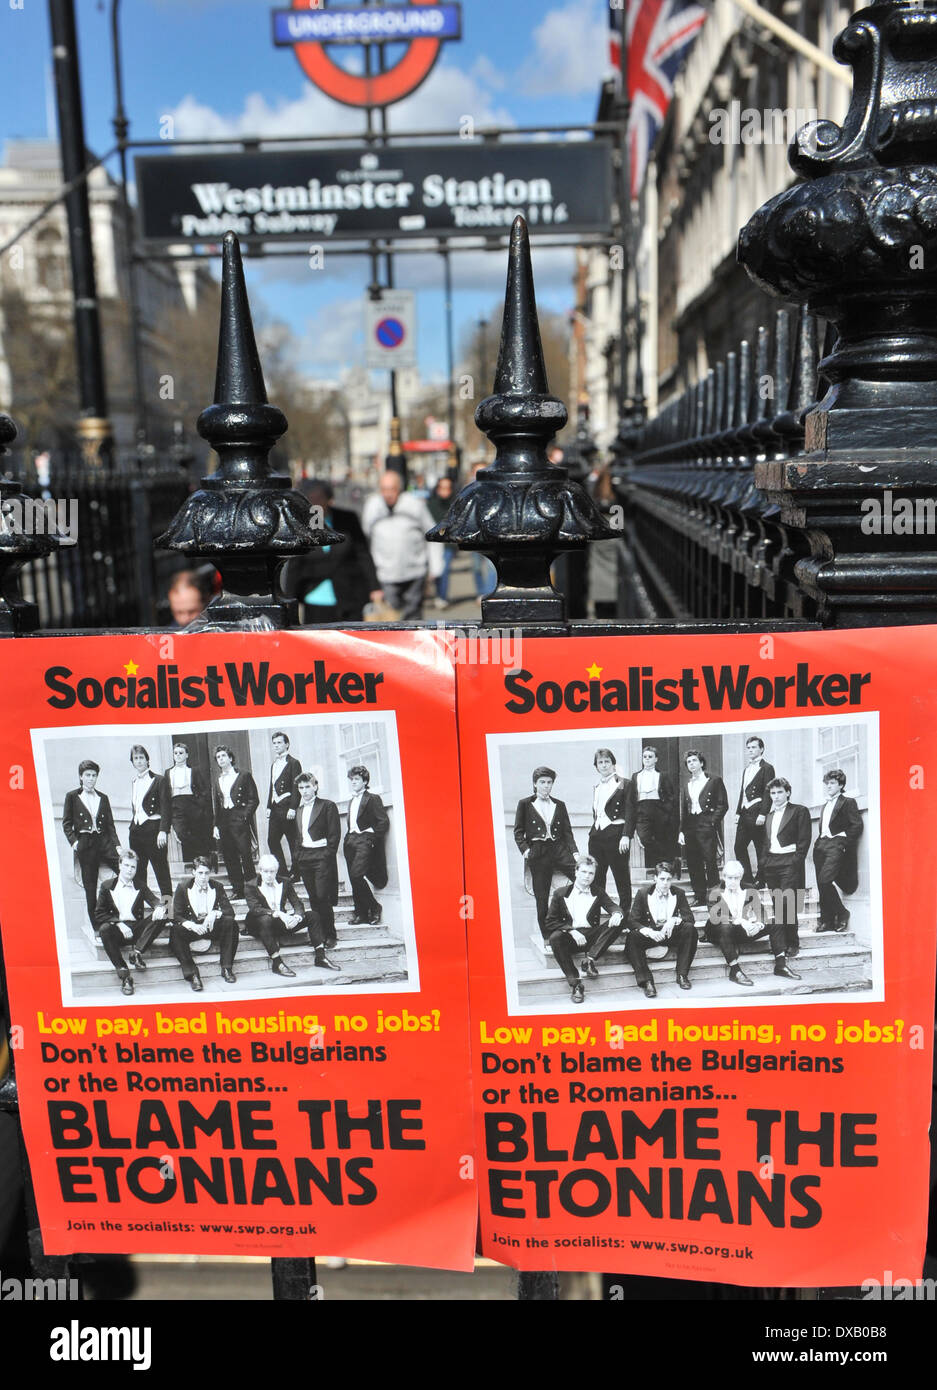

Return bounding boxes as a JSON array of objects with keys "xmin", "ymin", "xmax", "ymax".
[
  {"xmin": 458, "ymin": 628, "xmax": 937, "ymax": 1286},
  {"xmin": 0, "ymin": 628, "xmax": 476, "ymax": 1269}
]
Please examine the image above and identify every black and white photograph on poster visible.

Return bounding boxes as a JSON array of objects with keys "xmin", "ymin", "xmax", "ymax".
[
  {"xmin": 32, "ymin": 712, "xmax": 419, "ymax": 1006},
  {"xmin": 487, "ymin": 713, "xmax": 882, "ymax": 1015}
]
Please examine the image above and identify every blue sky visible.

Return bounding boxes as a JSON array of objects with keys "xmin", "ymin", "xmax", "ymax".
[{"xmin": 3, "ymin": 0, "xmax": 614, "ymax": 390}]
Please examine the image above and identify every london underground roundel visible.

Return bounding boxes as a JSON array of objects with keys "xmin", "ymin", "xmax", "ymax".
[{"xmin": 287, "ymin": 0, "xmax": 454, "ymax": 109}]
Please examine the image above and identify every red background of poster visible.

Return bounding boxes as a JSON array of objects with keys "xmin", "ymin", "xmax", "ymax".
[
  {"xmin": 458, "ymin": 629, "xmax": 937, "ymax": 1285},
  {"xmin": 0, "ymin": 630, "xmax": 476, "ymax": 1270}
]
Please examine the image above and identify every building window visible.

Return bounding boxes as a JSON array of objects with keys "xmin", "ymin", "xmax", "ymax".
[
  {"xmin": 34, "ymin": 228, "xmax": 67, "ymax": 294},
  {"xmin": 816, "ymin": 723, "xmax": 863, "ymax": 800},
  {"xmin": 338, "ymin": 722, "xmax": 387, "ymax": 794}
]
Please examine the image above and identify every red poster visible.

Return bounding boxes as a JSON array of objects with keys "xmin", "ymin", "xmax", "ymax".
[
  {"xmin": 0, "ymin": 629, "xmax": 476, "ymax": 1270},
  {"xmin": 458, "ymin": 628, "xmax": 936, "ymax": 1286}
]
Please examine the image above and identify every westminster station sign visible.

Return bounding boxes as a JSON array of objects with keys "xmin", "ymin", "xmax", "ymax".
[{"xmin": 134, "ymin": 143, "xmax": 614, "ymax": 244}]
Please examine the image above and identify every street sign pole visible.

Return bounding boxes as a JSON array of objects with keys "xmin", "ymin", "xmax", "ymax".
[
  {"xmin": 376, "ymin": 37, "xmax": 400, "ymax": 450},
  {"xmin": 48, "ymin": 0, "xmax": 113, "ymax": 460}
]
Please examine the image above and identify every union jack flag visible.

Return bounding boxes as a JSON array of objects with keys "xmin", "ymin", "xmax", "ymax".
[{"xmin": 610, "ymin": 0, "xmax": 708, "ymax": 200}]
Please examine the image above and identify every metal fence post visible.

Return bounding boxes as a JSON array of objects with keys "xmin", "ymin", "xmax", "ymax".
[
  {"xmin": 158, "ymin": 232, "xmax": 338, "ymax": 629},
  {"xmin": 738, "ymin": 0, "xmax": 937, "ymax": 625},
  {"xmin": 158, "ymin": 234, "xmax": 328, "ymax": 1299},
  {"xmin": 428, "ymin": 217, "xmax": 614, "ymax": 627}
]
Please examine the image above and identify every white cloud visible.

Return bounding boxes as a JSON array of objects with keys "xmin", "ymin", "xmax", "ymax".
[
  {"xmin": 470, "ymin": 53, "xmax": 507, "ymax": 93},
  {"xmin": 166, "ymin": 56, "xmax": 515, "ymax": 143},
  {"xmin": 517, "ymin": 0, "xmax": 609, "ymax": 97},
  {"xmin": 296, "ymin": 297, "xmax": 365, "ymax": 375}
]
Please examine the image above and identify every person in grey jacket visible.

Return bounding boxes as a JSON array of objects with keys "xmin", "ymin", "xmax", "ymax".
[{"xmin": 361, "ymin": 471, "xmax": 442, "ymax": 619}]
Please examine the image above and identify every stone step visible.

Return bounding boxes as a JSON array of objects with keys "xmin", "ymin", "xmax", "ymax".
[
  {"xmin": 71, "ymin": 962, "xmax": 410, "ymax": 1002},
  {"xmin": 75, "ymin": 915, "xmax": 397, "ymax": 964},
  {"xmin": 71, "ymin": 931, "xmax": 407, "ymax": 993},
  {"xmin": 528, "ymin": 924, "xmax": 860, "ymax": 968},
  {"xmin": 73, "ymin": 894, "xmax": 400, "ymax": 963},
  {"xmin": 517, "ymin": 939, "xmax": 872, "ymax": 1005}
]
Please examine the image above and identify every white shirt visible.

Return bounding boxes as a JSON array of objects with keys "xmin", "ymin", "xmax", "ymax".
[
  {"xmin": 767, "ymin": 807, "xmax": 795, "ymax": 853},
  {"xmin": 170, "ymin": 767, "xmax": 193, "ymax": 794},
  {"xmin": 188, "ymin": 883, "xmax": 216, "ymax": 918},
  {"xmin": 636, "ymin": 769, "xmax": 660, "ymax": 800},
  {"xmin": 132, "ymin": 772, "xmax": 156, "ymax": 825},
  {"xmin": 299, "ymin": 801, "xmax": 328, "ymax": 850},
  {"xmin": 687, "ymin": 774, "xmax": 706, "ymax": 814},
  {"xmin": 259, "ymin": 881, "xmax": 281, "ymax": 912},
  {"xmin": 79, "ymin": 789, "xmax": 101, "ymax": 825},
  {"xmin": 533, "ymin": 796, "xmax": 557, "ymax": 833},
  {"xmin": 270, "ymin": 755, "xmax": 290, "ymax": 803},
  {"xmin": 593, "ymin": 778, "xmax": 624, "ymax": 830},
  {"xmin": 649, "ymin": 890, "xmax": 676, "ymax": 926},
  {"xmin": 568, "ymin": 888, "xmax": 595, "ymax": 931},
  {"xmin": 741, "ymin": 760, "xmax": 762, "ymax": 808},
  {"xmin": 112, "ymin": 881, "xmax": 137, "ymax": 920},
  {"xmin": 349, "ymin": 792, "xmax": 370, "ymax": 834},
  {"xmin": 218, "ymin": 768, "xmax": 237, "ymax": 809},
  {"xmin": 820, "ymin": 798, "xmax": 845, "ymax": 838},
  {"xmin": 722, "ymin": 886, "xmax": 747, "ymax": 925}
]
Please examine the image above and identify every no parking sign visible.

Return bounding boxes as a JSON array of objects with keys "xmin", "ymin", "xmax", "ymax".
[{"xmin": 365, "ymin": 290, "xmax": 417, "ymax": 369}]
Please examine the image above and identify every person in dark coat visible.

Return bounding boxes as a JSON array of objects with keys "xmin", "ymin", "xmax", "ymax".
[
  {"xmin": 211, "ymin": 745, "xmax": 258, "ymax": 899},
  {"xmin": 761, "ymin": 778, "xmax": 812, "ymax": 974},
  {"xmin": 813, "ymin": 769, "xmax": 863, "ymax": 932},
  {"xmin": 427, "ymin": 476, "xmax": 456, "ymax": 606},
  {"xmin": 265, "ymin": 731, "xmax": 302, "ymax": 881},
  {"xmin": 244, "ymin": 855, "xmax": 339, "ymax": 976},
  {"xmin": 280, "ymin": 479, "xmax": 381, "ymax": 623},
  {"xmin": 94, "ymin": 850, "xmax": 169, "ymax": 996},
  {"xmin": 514, "ymin": 767, "xmax": 578, "ymax": 940},
  {"xmin": 170, "ymin": 857, "xmax": 238, "ymax": 992},
  {"xmin": 588, "ymin": 748, "xmax": 637, "ymax": 914},
  {"xmin": 292, "ymin": 773, "xmax": 341, "ymax": 947},
  {"xmin": 62, "ymin": 760, "xmax": 120, "ymax": 926},
  {"xmin": 705, "ymin": 859, "xmax": 784, "ymax": 986},
  {"xmin": 678, "ymin": 749, "xmax": 728, "ymax": 905},
  {"xmin": 626, "ymin": 861, "xmax": 698, "ymax": 997},
  {"xmin": 343, "ymin": 765, "xmax": 390, "ymax": 925},
  {"xmin": 630, "ymin": 744, "xmax": 676, "ymax": 876},
  {"xmin": 545, "ymin": 856, "xmax": 624, "ymax": 1004},
  {"xmin": 164, "ymin": 742, "xmax": 211, "ymax": 863},
  {"xmin": 733, "ymin": 735, "xmax": 776, "ymax": 886},
  {"xmin": 128, "ymin": 745, "xmax": 173, "ymax": 898}
]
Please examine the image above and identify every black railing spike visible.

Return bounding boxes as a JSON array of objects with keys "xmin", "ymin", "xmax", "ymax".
[
  {"xmin": 493, "ymin": 217, "xmax": 549, "ymax": 398},
  {"xmin": 427, "ymin": 215, "xmax": 613, "ymax": 625},
  {"xmin": 753, "ymin": 324, "xmax": 770, "ymax": 423},
  {"xmin": 800, "ymin": 311, "xmax": 822, "ymax": 413},
  {"xmin": 159, "ymin": 232, "xmax": 338, "ymax": 628},
  {"xmin": 737, "ymin": 341, "xmax": 751, "ymax": 430},
  {"xmin": 213, "ymin": 232, "xmax": 268, "ymax": 407},
  {"xmin": 714, "ymin": 361, "xmax": 726, "ymax": 438},
  {"xmin": 0, "ymin": 411, "xmax": 60, "ymax": 632},
  {"xmin": 704, "ymin": 369, "xmax": 716, "ymax": 437},
  {"xmin": 774, "ymin": 310, "xmax": 790, "ymax": 408},
  {"xmin": 725, "ymin": 351, "xmax": 738, "ymax": 433}
]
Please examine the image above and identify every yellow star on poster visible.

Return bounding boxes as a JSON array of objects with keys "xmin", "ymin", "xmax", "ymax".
[
  {"xmin": 124, "ymin": 659, "xmax": 139, "ymax": 676},
  {"xmin": 586, "ymin": 662, "xmax": 602, "ymax": 680}
]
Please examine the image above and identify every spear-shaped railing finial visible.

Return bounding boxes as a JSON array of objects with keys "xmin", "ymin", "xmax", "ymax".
[
  {"xmin": 159, "ymin": 232, "xmax": 339, "ymax": 628},
  {"xmin": 428, "ymin": 216, "xmax": 613, "ymax": 623}
]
